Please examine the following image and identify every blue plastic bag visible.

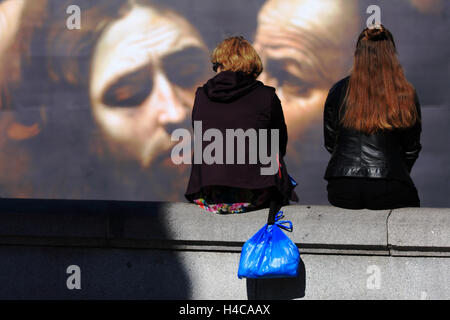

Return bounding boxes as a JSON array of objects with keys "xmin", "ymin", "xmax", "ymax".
[{"xmin": 238, "ymin": 211, "xmax": 300, "ymax": 279}]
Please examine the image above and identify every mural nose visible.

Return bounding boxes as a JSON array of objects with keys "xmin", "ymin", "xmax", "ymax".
[{"xmin": 150, "ymin": 72, "xmax": 187, "ymax": 126}]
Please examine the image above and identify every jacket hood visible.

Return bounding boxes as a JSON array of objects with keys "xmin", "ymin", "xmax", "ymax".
[{"xmin": 203, "ymin": 71, "xmax": 262, "ymax": 102}]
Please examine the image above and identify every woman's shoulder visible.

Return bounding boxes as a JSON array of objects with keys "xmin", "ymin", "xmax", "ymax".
[
  {"xmin": 255, "ymin": 82, "xmax": 279, "ymax": 101},
  {"xmin": 329, "ymin": 76, "xmax": 350, "ymax": 94},
  {"xmin": 259, "ymin": 82, "xmax": 276, "ymax": 91}
]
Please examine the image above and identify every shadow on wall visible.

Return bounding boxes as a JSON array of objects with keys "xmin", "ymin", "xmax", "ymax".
[
  {"xmin": 0, "ymin": 199, "xmax": 192, "ymax": 299},
  {"xmin": 246, "ymin": 258, "xmax": 306, "ymax": 300}
]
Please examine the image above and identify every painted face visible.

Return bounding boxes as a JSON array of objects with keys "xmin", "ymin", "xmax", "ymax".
[
  {"xmin": 90, "ymin": 5, "xmax": 210, "ymax": 167},
  {"xmin": 0, "ymin": 0, "xmax": 25, "ymax": 57},
  {"xmin": 409, "ymin": 0, "xmax": 443, "ymax": 13},
  {"xmin": 254, "ymin": 0, "xmax": 358, "ymax": 136},
  {"xmin": 0, "ymin": 0, "xmax": 39, "ymax": 198}
]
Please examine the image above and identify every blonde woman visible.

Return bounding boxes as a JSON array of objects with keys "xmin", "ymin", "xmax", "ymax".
[{"xmin": 185, "ymin": 36, "xmax": 298, "ymax": 220}]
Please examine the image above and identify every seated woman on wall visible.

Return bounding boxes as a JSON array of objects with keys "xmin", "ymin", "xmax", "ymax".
[
  {"xmin": 323, "ymin": 25, "xmax": 422, "ymax": 210},
  {"xmin": 185, "ymin": 36, "xmax": 298, "ymax": 220}
]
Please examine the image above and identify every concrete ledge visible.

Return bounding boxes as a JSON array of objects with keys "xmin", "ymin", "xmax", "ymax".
[
  {"xmin": 0, "ymin": 199, "xmax": 449, "ymax": 299},
  {"xmin": 0, "ymin": 199, "xmax": 448, "ymax": 257},
  {"xmin": 388, "ymin": 208, "xmax": 450, "ymax": 257}
]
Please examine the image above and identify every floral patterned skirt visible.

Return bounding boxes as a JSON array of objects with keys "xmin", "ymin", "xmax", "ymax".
[{"xmin": 192, "ymin": 186, "xmax": 274, "ymax": 214}]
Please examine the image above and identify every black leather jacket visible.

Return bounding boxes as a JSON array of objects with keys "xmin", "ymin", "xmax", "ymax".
[{"xmin": 324, "ymin": 77, "xmax": 422, "ymax": 184}]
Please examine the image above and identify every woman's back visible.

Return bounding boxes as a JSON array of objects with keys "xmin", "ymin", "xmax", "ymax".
[
  {"xmin": 323, "ymin": 25, "xmax": 422, "ymax": 210},
  {"xmin": 324, "ymin": 76, "xmax": 421, "ymax": 184},
  {"xmin": 185, "ymin": 36, "xmax": 297, "ymax": 215},
  {"xmin": 194, "ymin": 71, "xmax": 277, "ymax": 134},
  {"xmin": 188, "ymin": 70, "xmax": 287, "ymax": 191}
]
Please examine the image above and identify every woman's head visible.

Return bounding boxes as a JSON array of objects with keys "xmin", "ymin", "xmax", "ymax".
[
  {"xmin": 355, "ymin": 24, "xmax": 396, "ymax": 57},
  {"xmin": 342, "ymin": 25, "xmax": 419, "ymax": 134},
  {"xmin": 211, "ymin": 36, "xmax": 263, "ymax": 78}
]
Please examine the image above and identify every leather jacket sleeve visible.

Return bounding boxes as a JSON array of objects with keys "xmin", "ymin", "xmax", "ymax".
[
  {"xmin": 323, "ymin": 83, "xmax": 342, "ymax": 154},
  {"xmin": 400, "ymin": 92, "xmax": 422, "ymax": 173},
  {"xmin": 271, "ymin": 93, "xmax": 288, "ymax": 157}
]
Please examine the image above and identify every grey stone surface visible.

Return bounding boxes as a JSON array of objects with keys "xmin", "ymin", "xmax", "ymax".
[
  {"xmin": 1, "ymin": 199, "xmax": 450, "ymax": 256},
  {"xmin": 127, "ymin": 203, "xmax": 388, "ymax": 241},
  {"xmin": 107, "ymin": 203, "xmax": 450, "ymax": 256},
  {"xmin": 297, "ymin": 254, "xmax": 450, "ymax": 300},
  {"xmin": 388, "ymin": 207, "xmax": 450, "ymax": 256},
  {"xmin": 112, "ymin": 203, "xmax": 391, "ymax": 254},
  {"xmin": 0, "ymin": 200, "xmax": 449, "ymax": 300},
  {"xmin": 282, "ymin": 205, "xmax": 389, "ymax": 249},
  {"xmin": 0, "ymin": 246, "xmax": 449, "ymax": 300}
]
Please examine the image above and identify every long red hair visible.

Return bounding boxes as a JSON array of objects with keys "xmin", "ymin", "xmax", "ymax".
[{"xmin": 341, "ymin": 25, "xmax": 419, "ymax": 134}]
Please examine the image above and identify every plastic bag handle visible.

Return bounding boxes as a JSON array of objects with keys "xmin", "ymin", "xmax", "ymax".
[
  {"xmin": 276, "ymin": 220, "xmax": 293, "ymax": 232},
  {"xmin": 268, "ymin": 211, "xmax": 294, "ymax": 232}
]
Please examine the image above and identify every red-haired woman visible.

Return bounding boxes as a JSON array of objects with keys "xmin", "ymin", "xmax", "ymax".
[{"xmin": 324, "ymin": 25, "xmax": 421, "ymax": 210}]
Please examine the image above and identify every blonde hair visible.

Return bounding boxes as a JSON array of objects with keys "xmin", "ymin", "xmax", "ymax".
[{"xmin": 211, "ymin": 36, "xmax": 263, "ymax": 78}]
